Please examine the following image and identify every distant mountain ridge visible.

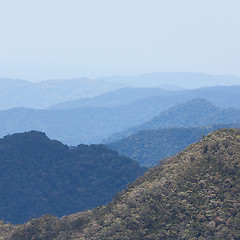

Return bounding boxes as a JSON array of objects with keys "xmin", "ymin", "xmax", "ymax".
[
  {"xmin": 100, "ymin": 72, "xmax": 240, "ymax": 88},
  {"xmin": 0, "ymin": 131, "xmax": 145, "ymax": 224},
  {"xmin": 1, "ymin": 72, "xmax": 240, "ymax": 110},
  {"xmin": 0, "ymin": 77, "xmax": 127, "ymax": 109}
]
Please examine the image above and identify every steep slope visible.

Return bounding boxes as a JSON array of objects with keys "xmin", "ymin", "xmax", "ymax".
[
  {"xmin": 108, "ymin": 123, "xmax": 240, "ymax": 166},
  {"xmin": 0, "ymin": 131, "xmax": 145, "ymax": 224},
  {"xmin": 6, "ymin": 128, "xmax": 240, "ymax": 239},
  {"xmin": 107, "ymin": 99, "xmax": 240, "ymax": 142}
]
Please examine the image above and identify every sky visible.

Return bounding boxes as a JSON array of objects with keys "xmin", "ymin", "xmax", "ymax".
[{"xmin": 0, "ymin": 0, "xmax": 239, "ymax": 81}]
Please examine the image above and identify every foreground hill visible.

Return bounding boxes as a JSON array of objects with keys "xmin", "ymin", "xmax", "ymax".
[
  {"xmin": 107, "ymin": 98, "xmax": 240, "ymax": 142},
  {"xmin": 0, "ymin": 131, "xmax": 145, "ymax": 224},
  {"xmin": 4, "ymin": 128, "xmax": 240, "ymax": 239},
  {"xmin": 108, "ymin": 123, "xmax": 240, "ymax": 166}
]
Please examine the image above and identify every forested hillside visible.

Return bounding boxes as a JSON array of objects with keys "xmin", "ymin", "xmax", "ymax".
[
  {"xmin": 0, "ymin": 131, "xmax": 145, "ymax": 224},
  {"xmin": 3, "ymin": 129, "xmax": 240, "ymax": 239}
]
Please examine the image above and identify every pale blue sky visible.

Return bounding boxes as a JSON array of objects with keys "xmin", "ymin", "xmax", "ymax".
[{"xmin": 0, "ymin": 0, "xmax": 239, "ymax": 81}]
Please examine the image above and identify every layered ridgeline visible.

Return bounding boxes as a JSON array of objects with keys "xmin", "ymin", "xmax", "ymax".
[
  {"xmin": 3, "ymin": 129, "xmax": 240, "ymax": 239},
  {"xmin": 107, "ymin": 98, "xmax": 240, "ymax": 142},
  {"xmin": 0, "ymin": 131, "xmax": 145, "ymax": 224},
  {"xmin": 108, "ymin": 123, "xmax": 240, "ymax": 167},
  {"xmin": 2, "ymin": 97, "xmax": 240, "ymax": 145},
  {"xmin": 2, "ymin": 73, "xmax": 240, "ymax": 110}
]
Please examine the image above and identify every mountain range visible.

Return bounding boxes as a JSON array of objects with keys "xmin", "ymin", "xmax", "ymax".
[
  {"xmin": 1, "ymin": 74, "xmax": 240, "ymax": 238},
  {"xmin": 1, "ymin": 72, "xmax": 240, "ymax": 110}
]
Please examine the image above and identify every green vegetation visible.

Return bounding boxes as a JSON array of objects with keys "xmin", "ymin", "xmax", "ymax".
[
  {"xmin": 0, "ymin": 131, "xmax": 145, "ymax": 224},
  {"xmin": 4, "ymin": 128, "xmax": 240, "ymax": 239},
  {"xmin": 108, "ymin": 123, "xmax": 240, "ymax": 166}
]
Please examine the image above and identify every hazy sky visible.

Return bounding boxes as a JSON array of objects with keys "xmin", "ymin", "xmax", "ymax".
[{"xmin": 0, "ymin": 0, "xmax": 239, "ymax": 81}]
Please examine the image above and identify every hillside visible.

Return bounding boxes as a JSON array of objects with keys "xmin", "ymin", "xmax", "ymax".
[
  {"xmin": 0, "ymin": 131, "xmax": 145, "ymax": 224},
  {"xmin": 108, "ymin": 123, "xmax": 240, "ymax": 166},
  {"xmin": 4, "ymin": 128, "xmax": 240, "ymax": 239},
  {"xmin": 107, "ymin": 98, "xmax": 240, "ymax": 142}
]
